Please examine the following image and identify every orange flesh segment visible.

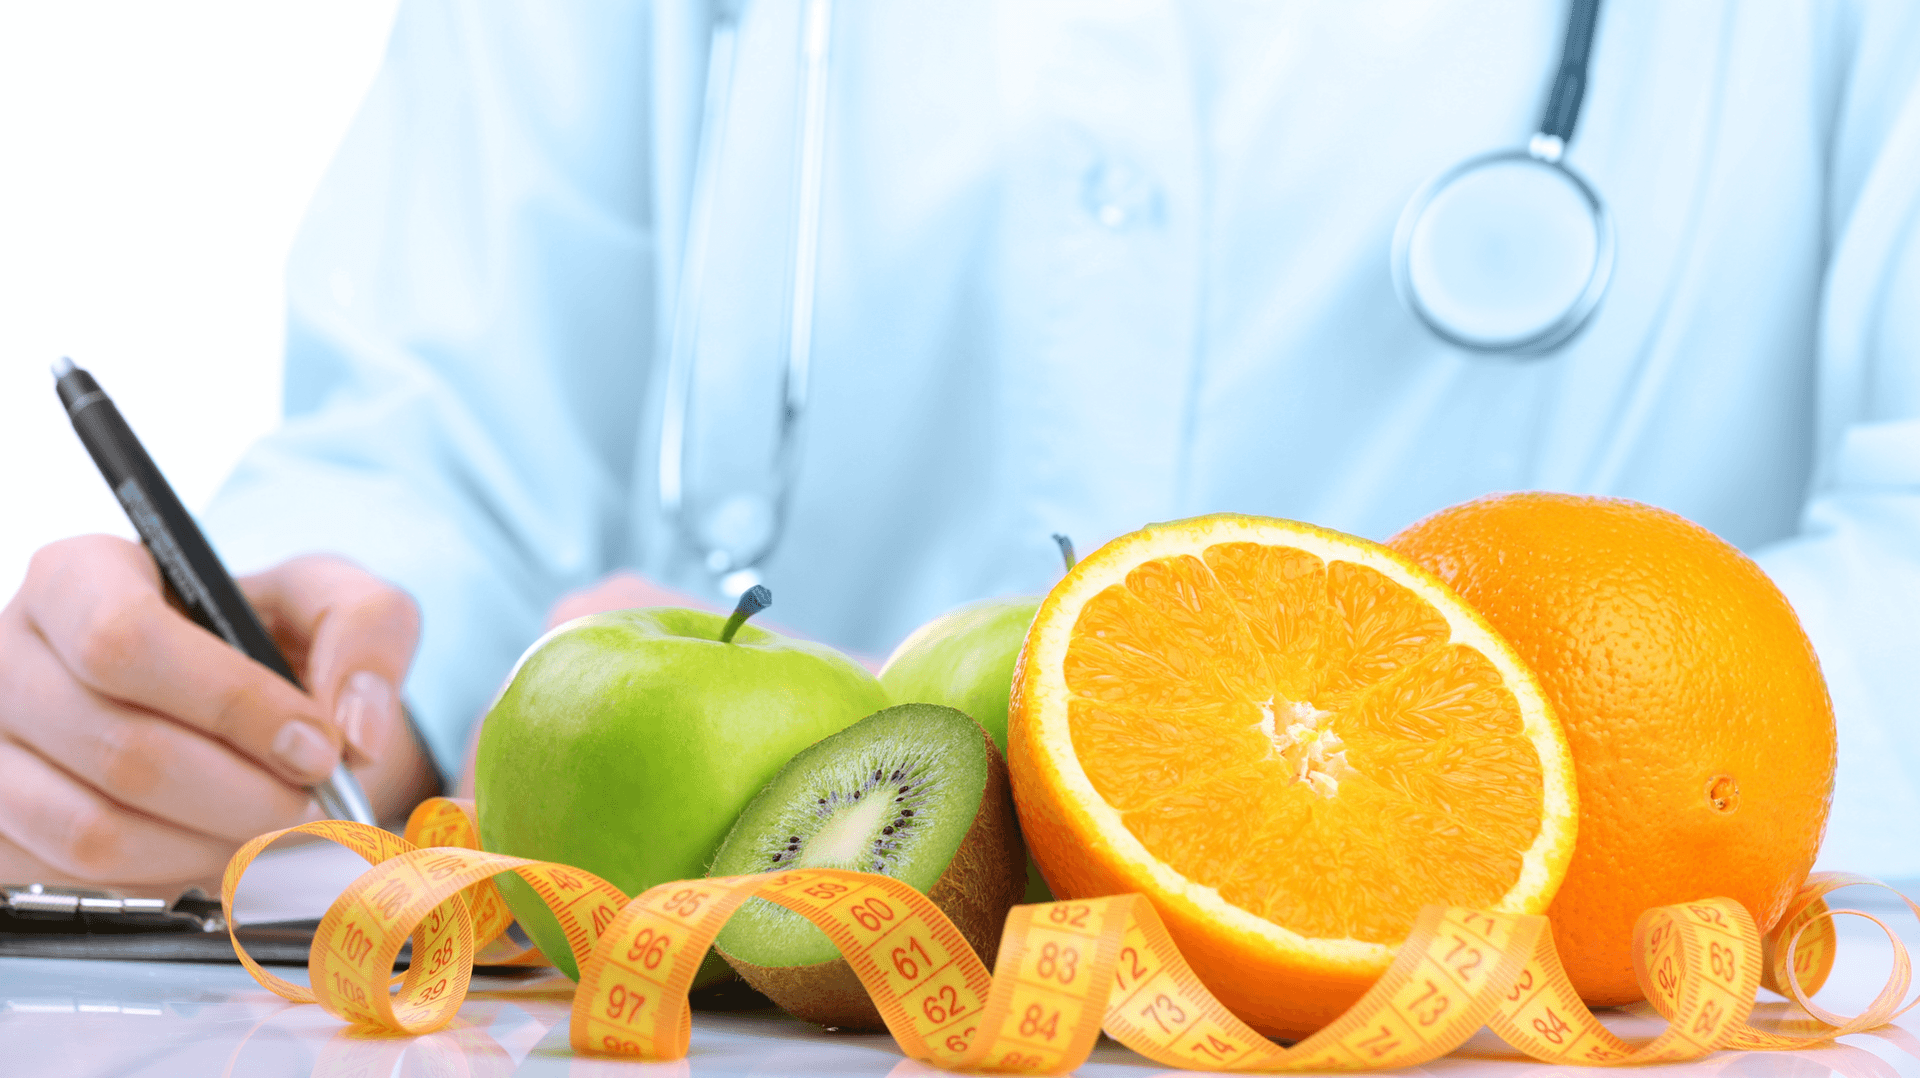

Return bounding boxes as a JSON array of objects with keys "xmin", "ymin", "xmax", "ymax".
[{"xmin": 1063, "ymin": 541, "xmax": 1545, "ymax": 944}]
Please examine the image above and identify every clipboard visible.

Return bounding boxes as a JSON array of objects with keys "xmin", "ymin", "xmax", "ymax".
[
  {"xmin": 1, "ymin": 883, "xmax": 331, "ymax": 965},
  {"xmin": 0, "ymin": 882, "xmax": 556, "ymax": 970}
]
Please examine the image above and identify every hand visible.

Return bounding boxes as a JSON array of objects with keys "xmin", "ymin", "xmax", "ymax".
[{"xmin": 0, "ymin": 537, "xmax": 434, "ymax": 896}]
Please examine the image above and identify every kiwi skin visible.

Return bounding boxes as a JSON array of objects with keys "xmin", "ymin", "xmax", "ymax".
[{"xmin": 717, "ymin": 726, "xmax": 1026, "ymax": 1031}]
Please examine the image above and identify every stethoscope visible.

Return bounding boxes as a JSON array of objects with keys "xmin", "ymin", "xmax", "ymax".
[
  {"xmin": 660, "ymin": 0, "xmax": 1609, "ymax": 594},
  {"xmin": 1393, "ymin": 0, "xmax": 1610, "ymax": 355}
]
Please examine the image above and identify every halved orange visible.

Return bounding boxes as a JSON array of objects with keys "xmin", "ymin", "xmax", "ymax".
[{"xmin": 1008, "ymin": 514, "xmax": 1578, "ymax": 1038}]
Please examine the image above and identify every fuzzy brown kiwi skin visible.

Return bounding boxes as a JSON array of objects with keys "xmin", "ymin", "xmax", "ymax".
[{"xmin": 717, "ymin": 727, "xmax": 1026, "ymax": 1031}]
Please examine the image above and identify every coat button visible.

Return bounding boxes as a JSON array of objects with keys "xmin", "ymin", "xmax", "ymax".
[{"xmin": 1081, "ymin": 158, "xmax": 1162, "ymax": 230}]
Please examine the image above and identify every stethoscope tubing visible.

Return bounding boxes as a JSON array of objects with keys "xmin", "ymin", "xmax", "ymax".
[
  {"xmin": 660, "ymin": 0, "xmax": 1608, "ymax": 582},
  {"xmin": 658, "ymin": 0, "xmax": 835, "ymax": 590}
]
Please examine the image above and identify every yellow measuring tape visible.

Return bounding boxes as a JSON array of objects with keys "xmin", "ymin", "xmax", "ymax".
[{"xmin": 221, "ymin": 798, "xmax": 1915, "ymax": 1073}]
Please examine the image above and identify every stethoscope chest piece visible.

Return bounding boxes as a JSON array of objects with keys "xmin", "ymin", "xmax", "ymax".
[{"xmin": 1392, "ymin": 137, "xmax": 1614, "ymax": 356}]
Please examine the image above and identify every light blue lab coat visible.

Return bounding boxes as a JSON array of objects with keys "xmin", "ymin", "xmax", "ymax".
[{"xmin": 205, "ymin": 0, "xmax": 1920, "ymax": 875}]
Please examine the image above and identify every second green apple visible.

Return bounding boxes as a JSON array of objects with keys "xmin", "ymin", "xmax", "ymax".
[
  {"xmin": 878, "ymin": 537, "xmax": 1073, "ymax": 902},
  {"xmin": 878, "ymin": 596, "xmax": 1036, "ymax": 752}
]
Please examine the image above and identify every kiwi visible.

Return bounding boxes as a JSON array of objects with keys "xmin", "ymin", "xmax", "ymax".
[{"xmin": 706, "ymin": 703, "xmax": 1025, "ymax": 1030}]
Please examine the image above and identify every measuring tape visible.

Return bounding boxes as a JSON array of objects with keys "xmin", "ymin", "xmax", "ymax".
[{"xmin": 221, "ymin": 797, "xmax": 1914, "ymax": 1073}]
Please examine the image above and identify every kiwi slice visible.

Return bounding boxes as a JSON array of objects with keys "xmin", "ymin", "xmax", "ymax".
[{"xmin": 707, "ymin": 703, "xmax": 1025, "ymax": 1030}]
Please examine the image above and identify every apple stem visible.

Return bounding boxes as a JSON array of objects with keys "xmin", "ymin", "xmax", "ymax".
[
  {"xmin": 720, "ymin": 585, "xmax": 772, "ymax": 643},
  {"xmin": 1052, "ymin": 533, "xmax": 1076, "ymax": 573}
]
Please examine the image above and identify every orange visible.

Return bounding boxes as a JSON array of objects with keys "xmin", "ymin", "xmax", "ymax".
[
  {"xmin": 1387, "ymin": 492, "xmax": 1835, "ymax": 1005},
  {"xmin": 1008, "ymin": 514, "xmax": 1578, "ymax": 1039}
]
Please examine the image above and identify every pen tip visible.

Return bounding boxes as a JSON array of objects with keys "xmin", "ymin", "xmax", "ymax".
[{"xmin": 51, "ymin": 357, "xmax": 76, "ymax": 380}]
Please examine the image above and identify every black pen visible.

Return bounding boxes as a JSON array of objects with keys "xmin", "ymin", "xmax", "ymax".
[{"xmin": 51, "ymin": 357, "xmax": 378, "ymax": 826}]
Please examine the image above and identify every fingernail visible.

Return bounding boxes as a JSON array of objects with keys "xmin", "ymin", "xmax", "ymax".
[
  {"xmin": 273, "ymin": 721, "xmax": 338, "ymax": 779},
  {"xmin": 336, "ymin": 671, "xmax": 395, "ymax": 759}
]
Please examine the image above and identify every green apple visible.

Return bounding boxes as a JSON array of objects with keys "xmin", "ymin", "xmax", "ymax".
[
  {"xmin": 878, "ymin": 535, "xmax": 1075, "ymax": 751},
  {"xmin": 473, "ymin": 588, "xmax": 889, "ymax": 981},
  {"xmin": 879, "ymin": 537, "xmax": 1075, "ymax": 902},
  {"xmin": 878, "ymin": 598, "xmax": 1036, "ymax": 754}
]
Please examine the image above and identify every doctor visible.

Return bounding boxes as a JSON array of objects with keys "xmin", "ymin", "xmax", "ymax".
[{"xmin": 2, "ymin": 0, "xmax": 1917, "ymax": 894}]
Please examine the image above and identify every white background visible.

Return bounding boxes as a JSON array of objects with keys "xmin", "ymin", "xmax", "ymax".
[{"xmin": 0, "ymin": 1, "xmax": 400, "ymax": 602}]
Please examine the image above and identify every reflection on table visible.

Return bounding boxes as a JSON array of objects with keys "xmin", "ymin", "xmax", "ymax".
[{"xmin": 3, "ymin": 905, "xmax": 1918, "ymax": 1077}]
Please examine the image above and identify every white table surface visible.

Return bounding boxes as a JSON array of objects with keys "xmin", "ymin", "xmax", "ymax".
[{"xmin": 5, "ymin": 846, "xmax": 1917, "ymax": 1078}]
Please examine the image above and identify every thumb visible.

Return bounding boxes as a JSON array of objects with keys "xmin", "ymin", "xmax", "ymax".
[{"xmin": 239, "ymin": 555, "xmax": 421, "ymax": 766}]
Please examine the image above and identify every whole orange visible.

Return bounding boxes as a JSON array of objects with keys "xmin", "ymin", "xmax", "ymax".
[{"xmin": 1387, "ymin": 492, "xmax": 1835, "ymax": 1005}]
